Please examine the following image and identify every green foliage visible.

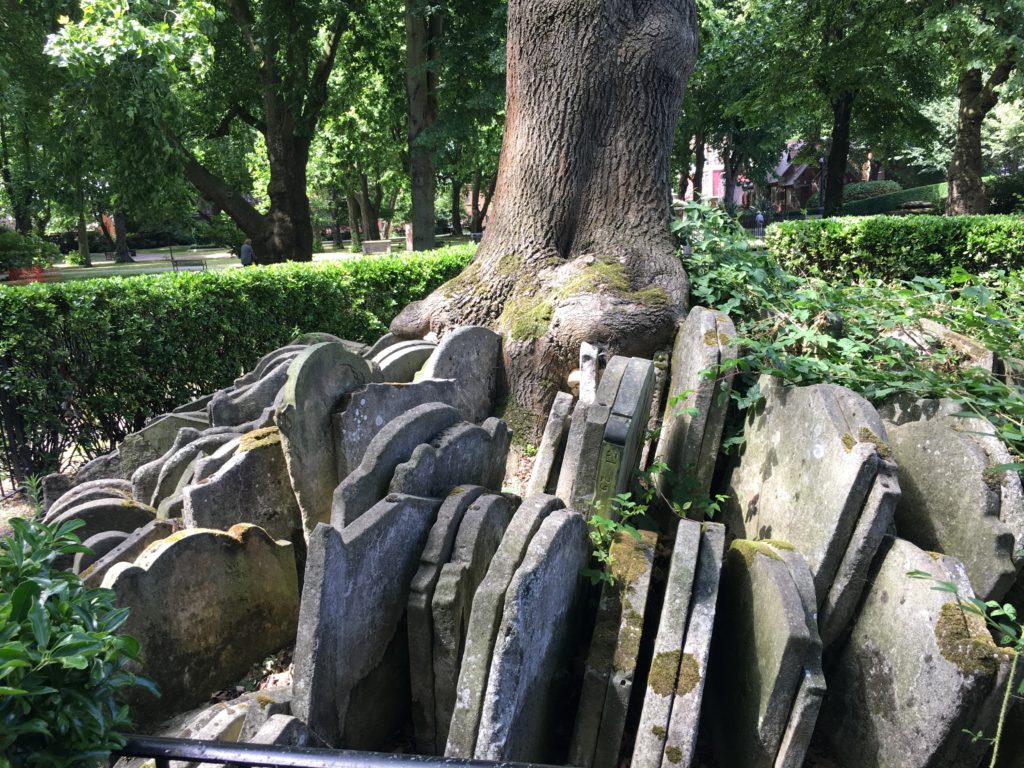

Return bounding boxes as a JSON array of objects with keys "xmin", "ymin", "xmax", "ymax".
[
  {"xmin": 841, "ymin": 182, "xmax": 950, "ymax": 216},
  {"xmin": 765, "ymin": 215, "xmax": 1024, "ymax": 280},
  {"xmin": 807, "ymin": 180, "xmax": 904, "ymax": 209},
  {"xmin": 192, "ymin": 215, "xmax": 247, "ymax": 252},
  {"xmin": 988, "ymin": 172, "xmax": 1024, "ymax": 214},
  {"xmin": 678, "ymin": 203, "xmax": 1024, "ymax": 463},
  {"xmin": 0, "ymin": 244, "xmax": 475, "ymax": 477},
  {"xmin": 0, "ymin": 517, "xmax": 154, "ymax": 768},
  {"xmin": 0, "ymin": 231, "xmax": 59, "ymax": 271},
  {"xmin": 583, "ymin": 493, "xmax": 645, "ymax": 587}
]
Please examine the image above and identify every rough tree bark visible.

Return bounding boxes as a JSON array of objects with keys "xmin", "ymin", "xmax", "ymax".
[
  {"xmin": 358, "ymin": 174, "xmax": 383, "ymax": 240},
  {"xmin": 451, "ymin": 180, "xmax": 464, "ymax": 236},
  {"xmin": 823, "ymin": 91, "xmax": 855, "ymax": 217},
  {"xmin": 392, "ymin": 0, "xmax": 697, "ymax": 425},
  {"xmin": 76, "ymin": 181, "xmax": 91, "ymax": 267},
  {"xmin": 346, "ymin": 193, "xmax": 362, "ymax": 252},
  {"xmin": 468, "ymin": 168, "xmax": 495, "ymax": 233},
  {"xmin": 113, "ymin": 210, "xmax": 131, "ymax": 263},
  {"xmin": 946, "ymin": 50, "xmax": 1018, "ymax": 215},
  {"xmin": 406, "ymin": 1, "xmax": 442, "ymax": 250}
]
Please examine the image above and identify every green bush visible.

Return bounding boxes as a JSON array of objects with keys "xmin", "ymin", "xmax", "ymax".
[
  {"xmin": 765, "ymin": 215, "xmax": 1024, "ymax": 280},
  {"xmin": 842, "ymin": 181, "xmax": 949, "ymax": 216},
  {"xmin": 988, "ymin": 172, "xmax": 1024, "ymax": 214},
  {"xmin": 0, "ymin": 245, "xmax": 474, "ymax": 477},
  {"xmin": 0, "ymin": 231, "xmax": 59, "ymax": 271},
  {"xmin": 0, "ymin": 518, "xmax": 154, "ymax": 768},
  {"xmin": 807, "ymin": 180, "xmax": 903, "ymax": 209},
  {"xmin": 192, "ymin": 215, "xmax": 247, "ymax": 253}
]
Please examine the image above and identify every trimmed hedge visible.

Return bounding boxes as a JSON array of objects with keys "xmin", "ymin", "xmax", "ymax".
[
  {"xmin": 765, "ymin": 215, "xmax": 1024, "ymax": 280},
  {"xmin": 841, "ymin": 181, "xmax": 949, "ymax": 216},
  {"xmin": 0, "ymin": 245, "xmax": 474, "ymax": 477},
  {"xmin": 988, "ymin": 172, "xmax": 1024, "ymax": 214},
  {"xmin": 807, "ymin": 180, "xmax": 903, "ymax": 210}
]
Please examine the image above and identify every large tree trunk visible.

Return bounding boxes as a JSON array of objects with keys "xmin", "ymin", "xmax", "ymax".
[
  {"xmin": 331, "ymin": 192, "xmax": 344, "ymax": 249},
  {"xmin": 406, "ymin": 1, "xmax": 441, "ymax": 251},
  {"xmin": 358, "ymin": 174, "xmax": 382, "ymax": 240},
  {"xmin": 692, "ymin": 134, "xmax": 705, "ymax": 199},
  {"xmin": 76, "ymin": 182, "xmax": 91, "ymax": 267},
  {"xmin": 382, "ymin": 186, "xmax": 399, "ymax": 239},
  {"xmin": 946, "ymin": 52, "xmax": 1017, "ymax": 215},
  {"xmin": 722, "ymin": 139, "xmax": 739, "ymax": 213},
  {"xmin": 0, "ymin": 113, "xmax": 32, "ymax": 236},
  {"xmin": 392, "ymin": 0, "xmax": 697, "ymax": 425},
  {"xmin": 823, "ymin": 91, "xmax": 855, "ymax": 217},
  {"xmin": 346, "ymin": 193, "xmax": 362, "ymax": 252},
  {"xmin": 113, "ymin": 210, "xmax": 131, "ymax": 263},
  {"xmin": 451, "ymin": 180, "xmax": 464, "ymax": 236},
  {"xmin": 261, "ymin": 117, "xmax": 314, "ymax": 264}
]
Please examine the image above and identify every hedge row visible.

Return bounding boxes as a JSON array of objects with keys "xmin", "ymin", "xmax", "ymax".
[
  {"xmin": 841, "ymin": 181, "xmax": 949, "ymax": 216},
  {"xmin": 0, "ymin": 245, "xmax": 474, "ymax": 477},
  {"xmin": 765, "ymin": 215, "xmax": 1024, "ymax": 280}
]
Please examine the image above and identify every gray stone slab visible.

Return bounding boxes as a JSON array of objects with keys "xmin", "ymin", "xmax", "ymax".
[
  {"xmin": 235, "ymin": 345, "xmax": 305, "ymax": 388},
  {"xmin": 275, "ymin": 343, "xmax": 375, "ymax": 538},
  {"xmin": 819, "ymin": 538, "xmax": 1009, "ymax": 768},
  {"xmin": 209, "ymin": 357, "xmax": 291, "ymax": 428},
  {"xmin": 172, "ymin": 393, "xmax": 215, "ymax": 415},
  {"xmin": 40, "ymin": 473, "xmax": 73, "ymax": 514},
  {"xmin": 251, "ymin": 714, "xmax": 319, "ymax": 747},
  {"xmin": 890, "ymin": 416, "xmax": 1020, "ymax": 602},
  {"xmin": 73, "ymin": 450, "xmax": 122, "ymax": 486},
  {"xmin": 432, "ymin": 494, "xmax": 514, "ymax": 753},
  {"xmin": 374, "ymin": 340, "xmax": 437, "ymax": 382},
  {"xmin": 151, "ymin": 434, "xmax": 238, "ymax": 508},
  {"xmin": 409, "ymin": 486, "xmax": 488, "ymax": 753},
  {"xmin": 603, "ymin": 357, "xmax": 655, "ymax": 510},
  {"xmin": 81, "ymin": 519, "xmax": 178, "ymax": 587},
  {"xmin": 120, "ymin": 413, "xmax": 209, "ymax": 478},
  {"xmin": 131, "ymin": 428, "xmax": 203, "ymax": 505},
  {"xmin": 45, "ymin": 478, "xmax": 134, "ymax": 523},
  {"xmin": 705, "ymin": 540, "xmax": 815, "ymax": 768},
  {"xmin": 660, "ymin": 522, "xmax": 725, "ymax": 768},
  {"xmin": 390, "ymin": 418, "xmax": 511, "ymax": 499},
  {"xmin": 73, "ymin": 530, "xmax": 129, "ymax": 575},
  {"xmin": 419, "ymin": 326, "xmax": 502, "ymax": 422},
  {"xmin": 554, "ymin": 400, "xmax": 592, "ymax": 505},
  {"xmin": 654, "ymin": 307, "xmax": 736, "ymax": 498},
  {"xmin": 103, "ymin": 524, "xmax": 298, "ymax": 725},
  {"xmin": 474, "ymin": 509, "xmax": 590, "ymax": 762},
  {"xmin": 570, "ymin": 529, "xmax": 658, "ymax": 768},
  {"xmin": 334, "ymin": 380, "xmax": 467, "ymax": 479},
  {"xmin": 364, "ymin": 332, "xmax": 403, "ymax": 359},
  {"xmin": 50, "ymin": 497, "xmax": 156, "ymax": 545},
  {"xmin": 332, "ymin": 403, "xmax": 461, "ymax": 527},
  {"xmin": 444, "ymin": 494, "xmax": 564, "ymax": 758},
  {"xmin": 292, "ymin": 494, "xmax": 442, "ymax": 747},
  {"xmin": 579, "ymin": 342, "xmax": 600, "ymax": 405},
  {"xmin": 723, "ymin": 377, "xmax": 896, "ymax": 643},
  {"xmin": 526, "ymin": 391, "xmax": 574, "ymax": 498},
  {"xmin": 638, "ymin": 351, "xmax": 670, "ymax": 472},
  {"xmin": 632, "ymin": 519, "xmax": 702, "ymax": 768},
  {"xmin": 182, "ymin": 427, "xmax": 302, "ymax": 545},
  {"xmin": 192, "ymin": 438, "xmax": 241, "ymax": 482}
]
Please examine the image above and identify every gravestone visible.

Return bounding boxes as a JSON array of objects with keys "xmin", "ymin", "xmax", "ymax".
[
  {"xmin": 81, "ymin": 519, "xmax": 178, "ymax": 587},
  {"xmin": 432, "ymin": 494, "xmax": 515, "ymax": 752},
  {"xmin": 104, "ymin": 524, "xmax": 298, "ymax": 724},
  {"xmin": 182, "ymin": 427, "xmax": 302, "ymax": 545},
  {"xmin": 45, "ymin": 478, "xmax": 133, "ymax": 523},
  {"xmin": 292, "ymin": 494, "xmax": 442, "ymax": 747},
  {"xmin": 818, "ymin": 538, "xmax": 1008, "ymax": 768},
  {"xmin": 275, "ymin": 342, "xmax": 375, "ymax": 537},
  {"xmin": 49, "ymin": 497, "xmax": 156, "ymax": 546},
  {"xmin": 638, "ymin": 351, "xmax": 670, "ymax": 471},
  {"xmin": 418, "ymin": 326, "xmax": 502, "ymax": 423},
  {"xmin": 73, "ymin": 530, "xmax": 129, "ymax": 575},
  {"xmin": 722, "ymin": 377, "xmax": 899, "ymax": 646},
  {"xmin": 120, "ymin": 413, "xmax": 209, "ymax": 478},
  {"xmin": 208, "ymin": 357, "xmax": 291, "ymax": 428},
  {"xmin": 191, "ymin": 437, "xmax": 241, "ymax": 482},
  {"xmin": 131, "ymin": 428, "xmax": 203, "ymax": 505},
  {"xmin": 579, "ymin": 342, "xmax": 600, "ymax": 405},
  {"xmin": 570, "ymin": 529, "xmax": 658, "ymax": 768},
  {"xmin": 331, "ymin": 403, "xmax": 461, "ymax": 527},
  {"xmin": 525, "ymin": 391, "xmax": 574, "ymax": 497},
  {"xmin": 474, "ymin": 509, "xmax": 590, "ymax": 762},
  {"xmin": 654, "ymin": 307, "xmax": 736, "ymax": 498},
  {"xmin": 372, "ymin": 340, "xmax": 437, "ymax": 383},
  {"xmin": 364, "ymin": 332, "xmax": 402, "ymax": 359},
  {"xmin": 600, "ymin": 357, "xmax": 656, "ymax": 512},
  {"xmin": 150, "ymin": 433, "xmax": 238, "ymax": 508},
  {"xmin": 445, "ymin": 494, "xmax": 564, "ymax": 758}
]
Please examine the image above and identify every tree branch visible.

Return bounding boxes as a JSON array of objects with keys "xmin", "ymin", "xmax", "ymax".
[
  {"xmin": 981, "ymin": 45, "xmax": 1019, "ymax": 113},
  {"xmin": 301, "ymin": 7, "xmax": 351, "ymax": 133},
  {"xmin": 182, "ymin": 154, "xmax": 265, "ymax": 237},
  {"xmin": 207, "ymin": 104, "xmax": 267, "ymax": 139}
]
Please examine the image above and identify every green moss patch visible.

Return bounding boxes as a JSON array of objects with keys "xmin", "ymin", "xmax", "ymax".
[
  {"xmin": 857, "ymin": 427, "xmax": 892, "ymax": 459},
  {"xmin": 500, "ymin": 296, "xmax": 554, "ymax": 341},
  {"xmin": 647, "ymin": 650, "xmax": 682, "ymax": 696},
  {"xmin": 730, "ymin": 539, "xmax": 783, "ymax": 566},
  {"xmin": 665, "ymin": 746, "xmax": 683, "ymax": 765},
  {"xmin": 676, "ymin": 653, "xmax": 701, "ymax": 696},
  {"xmin": 934, "ymin": 602, "xmax": 999, "ymax": 676},
  {"xmin": 239, "ymin": 426, "xmax": 282, "ymax": 453}
]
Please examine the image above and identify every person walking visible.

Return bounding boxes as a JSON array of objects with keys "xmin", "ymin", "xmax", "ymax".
[{"xmin": 240, "ymin": 239, "xmax": 255, "ymax": 266}]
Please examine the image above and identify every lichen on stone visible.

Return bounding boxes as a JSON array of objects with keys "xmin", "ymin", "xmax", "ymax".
[
  {"xmin": 841, "ymin": 432, "xmax": 856, "ymax": 452},
  {"xmin": 676, "ymin": 652, "xmax": 700, "ymax": 696},
  {"xmin": 934, "ymin": 601, "xmax": 999, "ymax": 676},
  {"xmin": 613, "ymin": 607, "xmax": 644, "ymax": 673},
  {"xmin": 665, "ymin": 745, "xmax": 683, "ymax": 764},
  {"xmin": 652, "ymin": 725, "xmax": 667, "ymax": 739},
  {"xmin": 857, "ymin": 427, "xmax": 892, "ymax": 458},
  {"xmin": 730, "ymin": 539, "xmax": 783, "ymax": 566},
  {"xmin": 647, "ymin": 649, "xmax": 682, "ymax": 696},
  {"xmin": 239, "ymin": 426, "xmax": 282, "ymax": 453},
  {"xmin": 761, "ymin": 538, "xmax": 795, "ymax": 552}
]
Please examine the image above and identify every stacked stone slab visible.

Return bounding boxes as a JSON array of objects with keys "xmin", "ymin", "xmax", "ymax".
[
  {"xmin": 570, "ymin": 529, "xmax": 658, "ymax": 768},
  {"xmin": 886, "ymin": 412, "xmax": 1024, "ymax": 602},
  {"xmin": 817, "ymin": 537, "xmax": 1010, "ymax": 768},
  {"xmin": 417, "ymin": 326, "xmax": 502, "ymax": 423},
  {"xmin": 632, "ymin": 520, "xmax": 725, "ymax": 768},
  {"xmin": 654, "ymin": 307, "xmax": 736, "ymax": 503},
  {"xmin": 704, "ymin": 540, "xmax": 824, "ymax": 768},
  {"xmin": 370, "ymin": 339, "xmax": 437, "ymax": 382},
  {"xmin": 103, "ymin": 524, "xmax": 299, "ymax": 724},
  {"xmin": 526, "ymin": 391, "xmax": 574, "ymax": 497},
  {"xmin": 722, "ymin": 376, "xmax": 900, "ymax": 646},
  {"xmin": 556, "ymin": 356, "xmax": 656, "ymax": 517}
]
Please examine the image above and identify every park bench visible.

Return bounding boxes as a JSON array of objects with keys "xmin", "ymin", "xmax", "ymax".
[
  {"xmin": 361, "ymin": 239, "xmax": 392, "ymax": 255},
  {"xmin": 170, "ymin": 251, "xmax": 208, "ymax": 272}
]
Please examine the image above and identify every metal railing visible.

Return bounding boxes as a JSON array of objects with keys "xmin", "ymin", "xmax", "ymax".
[{"xmin": 114, "ymin": 734, "xmax": 560, "ymax": 768}]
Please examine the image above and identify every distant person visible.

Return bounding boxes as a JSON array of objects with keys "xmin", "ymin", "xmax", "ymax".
[
  {"xmin": 755, "ymin": 210, "xmax": 765, "ymax": 227},
  {"xmin": 240, "ymin": 239, "xmax": 254, "ymax": 267}
]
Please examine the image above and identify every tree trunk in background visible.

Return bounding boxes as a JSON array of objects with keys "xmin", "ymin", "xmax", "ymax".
[
  {"xmin": 346, "ymin": 193, "xmax": 362, "ymax": 252},
  {"xmin": 113, "ymin": 210, "xmax": 131, "ymax": 263},
  {"xmin": 331, "ymin": 193, "xmax": 344, "ymax": 249},
  {"xmin": 96, "ymin": 214, "xmax": 115, "ymax": 252},
  {"xmin": 722, "ymin": 140, "xmax": 739, "ymax": 213},
  {"xmin": 358, "ymin": 174, "xmax": 382, "ymax": 240},
  {"xmin": 0, "ymin": 113, "xmax": 33, "ymax": 236},
  {"xmin": 946, "ymin": 53, "xmax": 1017, "ymax": 215},
  {"xmin": 392, "ymin": 0, "xmax": 697, "ymax": 424},
  {"xmin": 382, "ymin": 186, "xmax": 399, "ymax": 239},
  {"xmin": 406, "ymin": 1, "xmax": 441, "ymax": 251},
  {"xmin": 823, "ymin": 91, "xmax": 855, "ymax": 217},
  {"xmin": 451, "ymin": 180, "xmax": 464, "ymax": 236},
  {"xmin": 692, "ymin": 135, "xmax": 705, "ymax": 199},
  {"xmin": 76, "ymin": 183, "xmax": 91, "ymax": 267}
]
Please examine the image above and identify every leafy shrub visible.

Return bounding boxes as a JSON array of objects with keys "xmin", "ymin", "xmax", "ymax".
[
  {"xmin": 806, "ymin": 180, "xmax": 903, "ymax": 209},
  {"xmin": 0, "ymin": 518, "xmax": 154, "ymax": 767},
  {"xmin": 842, "ymin": 181, "xmax": 949, "ymax": 216},
  {"xmin": 0, "ymin": 245, "xmax": 475, "ymax": 477},
  {"xmin": 191, "ymin": 215, "xmax": 246, "ymax": 252},
  {"xmin": 0, "ymin": 231, "xmax": 59, "ymax": 271},
  {"xmin": 43, "ymin": 231, "xmax": 107, "ymax": 257},
  {"xmin": 765, "ymin": 215, "xmax": 1024, "ymax": 280},
  {"xmin": 988, "ymin": 172, "xmax": 1024, "ymax": 214}
]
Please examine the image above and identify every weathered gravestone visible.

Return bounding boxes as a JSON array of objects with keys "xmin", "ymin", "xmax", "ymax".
[
  {"xmin": 474, "ymin": 509, "xmax": 590, "ymax": 763},
  {"xmin": 704, "ymin": 540, "xmax": 823, "ymax": 768},
  {"xmin": 570, "ymin": 529, "xmax": 658, "ymax": 768},
  {"xmin": 81, "ymin": 518, "xmax": 178, "ymax": 588},
  {"xmin": 372, "ymin": 340, "xmax": 437, "ymax": 382},
  {"xmin": 432, "ymin": 493, "xmax": 515, "ymax": 752},
  {"xmin": 526, "ymin": 391, "xmax": 575, "ymax": 497},
  {"xmin": 445, "ymin": 494, "xmax": 564, "ymax": 757},
  {"xmin": 818, "ymin": 537, "xmax": 1010, "ymax": 768},
  {"xmin": 44, "ymin": 478, "xmax": 133, "ymax": 523},
  {"xmin": 104, "ymin": 524, "xmax": 298, "ymax": 724},
  {"xmin": 418, "ymin": 326, "xmax": 502, "ymax": 423},
  {"xmin": 654, "ymin": 307, "xmax": 736, "ymax": 503},
  {"xmin": 292, "ymin": 494, "xmax": 442, "ymax": 747},
  {"xmin": 149, "ymin": 433, "xmax": 239, "ymax": 508},
  {"xmin": 275, "ymin": 342, "xmax": 376, "ymax": 537},
  {"xmin": 48, "ymin": 497, "xmax": 155, "ymax": 547},
  {"xmin": 889, "ymin": 416, "xmax": 1023, "ymax": 602},
  {"xmin": 73, "ymin": 530, "xmax": 129, "ymax": 574},
  {"xmin": 723, "ymin": 376, "xmax": 900, "ymax": 646},
  {"xmin": 120, "ymin": 413, "xmax": 209, "ymax": 478}
]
